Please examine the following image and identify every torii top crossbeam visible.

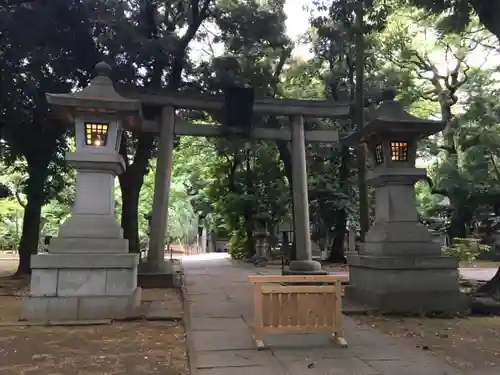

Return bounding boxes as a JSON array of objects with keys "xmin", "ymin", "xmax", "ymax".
[{"xmin": 115, "ymin": 84, "xmax": 353, "ymax": 119}]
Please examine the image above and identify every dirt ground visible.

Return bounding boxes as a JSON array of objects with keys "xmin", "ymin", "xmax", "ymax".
[
  {"xmin": 0, "ymin": 259, "xmax": 190, "ymax": 375},
  {"xmin": 0, "ymin": 322, "xmax": 189, "ymax": 375},
  {"xmin": 355, "ymin": 315, "xmax": 500, "ymax": 372}
]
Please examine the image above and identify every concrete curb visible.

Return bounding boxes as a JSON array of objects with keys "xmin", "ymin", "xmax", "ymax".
[
  {"xmin": 0, "ymin": 319, "xmax": 112, "ymax": 327},
  {"xmin": 0, "ymin": 314, "xmax": 185, "ymax": 328},
  {"xmin": 180, "ymin": 260, "xmax": 198, "ymax": 375}
]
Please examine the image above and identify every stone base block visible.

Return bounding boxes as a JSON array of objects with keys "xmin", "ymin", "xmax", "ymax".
[
  {"xmin": 22, "ymin": 288, "xmax": 141, "ymax": 321},
  {"xmin": 362, "ymin": 221, "xmax": 442, "ymax": 256},
  {"xmin": 138, "ymin": 259, "xmax": 173, "ymax": 274},
  {"xmin": 138, "ymin": 260, "xmax": 175, "ymax": 288},
  {"xmin": 24, "ymin": 252, "xmax": 141, "ymax": 321},
  {"xmin": 58, "ymin": 213, "xmax": 124, "ymax": 238},
  {"xmin": 288, "ymin": 259, "xmax": 323, "ymax": 271},
  {"xmin": 49, "ymin": 237, "xmax": 129, "ymax": 254},
  {"xmin": 31, "ymin": 253, "xmax": 138, "ymax": 269},
  {"xmin": 137, "ymin": 273, "xmax": 175, "ymax": 289},
  {"xmin": 346, "ymin": 254, "xmax": 467, "ymax": 314},
  {"xmin": 345, "ymin": 286, "xmax": 467, "ymax": 314}
]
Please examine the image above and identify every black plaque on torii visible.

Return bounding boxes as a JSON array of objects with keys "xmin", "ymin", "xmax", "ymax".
[{"xmin": 222, "ymin": 86, "xmax": 255, "ymax": 138}]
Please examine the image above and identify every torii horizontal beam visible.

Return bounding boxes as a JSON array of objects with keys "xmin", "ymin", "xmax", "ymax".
[
  {"xmin": 142, "ymin": 120, "xmax": 339, "ymax": 143},
  {"xmin": 116, "ymin": 84, "xmax": 352, "ymax": 118}
]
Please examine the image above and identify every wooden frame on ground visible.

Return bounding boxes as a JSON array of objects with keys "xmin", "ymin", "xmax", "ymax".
[{"xmin": 248, "ymin": 274, "xmax": 348, "ymax": 349}]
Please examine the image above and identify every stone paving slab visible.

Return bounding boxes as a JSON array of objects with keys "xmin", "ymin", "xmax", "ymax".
[
  {"xmin": 366, "ymin": 359, "xmax": 456, "ymax": 375},
  {"xmin": 182, "ymin": 254, "xmax": 470, "ymax": 375},
  {"xmin": 189, "ymin": 302, "xmax": 243, "ymax": 318},
  {"xmin": 191, "ymin": 330, "xmax": 256, "ymax": 351},
  {"xmin": 284, "ymin": 357, "xmax": 381, "ymax": 375},
  {"xmin": 185, "ymin": 294, "xmax": 230, "ymax": 303},
  {"xmin": 190, "ymin": 317, "xmax": 251, "ymax": 331},
  {"xmin": 196, "ymin": 349, "xmax": 277, "ymax": 368}
]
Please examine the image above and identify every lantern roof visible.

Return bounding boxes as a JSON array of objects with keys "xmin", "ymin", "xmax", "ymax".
[
  {"xmin": 46, "ymin": 61, "xmax": 143, "ymax": 131},
  {"xmin": 343, "ymin": 89, "xmax": 444, "ymax": 145}
]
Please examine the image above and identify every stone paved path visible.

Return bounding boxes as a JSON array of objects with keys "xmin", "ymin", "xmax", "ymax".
[{"xmin": 182, "ymin": 253, "xmax": 488, "ymax": 375}]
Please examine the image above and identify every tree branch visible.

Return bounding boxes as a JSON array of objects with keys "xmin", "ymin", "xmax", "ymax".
[{"xmin": 169, "ymin": 0, "xmax": 214, "ymax": 90}]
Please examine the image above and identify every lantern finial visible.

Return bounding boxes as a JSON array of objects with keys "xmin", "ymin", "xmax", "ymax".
[{"xmin": 95, "ymin": 61, "xmax": 112, "ymax": 77}]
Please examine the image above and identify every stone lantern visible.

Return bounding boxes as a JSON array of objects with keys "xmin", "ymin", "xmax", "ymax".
[
  {"xmin": 343, "ymin": 89, "xmax": 465, "ymax": 313},
  {"xmin": 252, "ymin": 212, "xmax": 272, "ymax": 264},
  {"xmin": 22, "ymin": 62, "xmax": 143, "ymax": 321}
]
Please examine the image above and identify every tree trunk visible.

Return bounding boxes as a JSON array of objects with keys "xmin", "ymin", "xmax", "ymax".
[
  {"xmin": 447, "ymin": 208, "xmax": 467, "ymax": 243},
  {"xmin": 15, "ymin": 158, "xmax": 49, "ymax": 276},
  {"xmin": 244, "ymin": 148, "xmax": 255, "ymax": 257},
  {"xmin": 327, "ymin": 144, "xmax": 350, "ymax": 263},
  {"xmin": 276, "ymin": 139, "xmax": 296, "ymax": 260},
  {"xmin": 328, "ymin": 209, "xmax": 347, "ymax": 263},
  {"xmin": 246, "ymin": 226, "xmax": 255, "ymax": 257},
  {"xmin": 119, "ymin": 133, "xmax": 155, "ymax": 253},
  {"xmin": 471, "ymin": 1, "xmax": 500, "ymax": 42},
  {"xmin": 439, "ymin": 95, "xmax": 466, "ymax": 244},
  {"xmin": 356, "ymin": 146, "xmax": 369, "ymax": 241},
  {"xmin": 119, "ymin": 176, "xmax": 141, "ymax": 253}
]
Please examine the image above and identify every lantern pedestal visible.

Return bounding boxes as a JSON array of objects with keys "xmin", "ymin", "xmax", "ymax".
[
  {"xmin": 22, "ymin": 153, "xmax": 141, "ymax": 321},
  {"xmin": 345, "ymin": 168, "xmax": 466, "ymax": 313},
  {"xmin": 346, "ymin": 255, "xmax": 464, "ymax": 313}
]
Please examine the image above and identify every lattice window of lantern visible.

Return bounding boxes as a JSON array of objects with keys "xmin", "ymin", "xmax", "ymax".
[
  {"xmin": 374, "ymin": 144, "xmax": 384, "ymax": 164},
  {"xmin": 390, "ymin": 141, "xmax": 409, "ymax": 161},
  {"xmin": 84, "ymin": 122, "xmax": 109, "ymax": 147}
]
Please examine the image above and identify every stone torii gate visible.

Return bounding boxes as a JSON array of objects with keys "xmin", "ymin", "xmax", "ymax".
[
  {"xmin": 118, "ymin": 85, "xmax": 353, "ymax": 276},
  {"xmin": 21, "ymin": 63, "xmax": 465, "ymax": 321}
]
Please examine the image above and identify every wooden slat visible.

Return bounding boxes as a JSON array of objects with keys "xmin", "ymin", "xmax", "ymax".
[
  {"xmin": 297, "ymin": 293, "xmax": 307, "ymax": 327},
  {"xmin": 312, "ymin": 294, "xmax": 324, "ymax": 327},
  {"xmin": 261, "ymin": 285, "xmax": 336, "ymax": 294},
  {"xmin": 280, "ymin": 293, "xmax": 291, "ymax": 327},
  {"xmin": 290, "ymin": 293, "xmax": 298, "ymax": 326},
  {"xmin": 271, "ymin": 293, "xmax": 280, "ymax": 327},
  {"xmin": 261, "ymin": 325, "xmax": 333, "ymax": 334},
  {"xmin": 262, "ymin": 294, "xmax": 271, "ymax": 327}
]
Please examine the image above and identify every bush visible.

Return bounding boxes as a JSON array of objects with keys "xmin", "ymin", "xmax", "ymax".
[
  {"xmin": 228, "ymin": 227, "xmax": 251, "ymax": 259},
  {"xmin": 441, "ymin": 237, "xmax": 491, "ymax": 262}
]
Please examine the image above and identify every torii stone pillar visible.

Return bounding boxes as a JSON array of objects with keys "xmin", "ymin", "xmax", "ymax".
[
  {"xmin": 22, "ymin": 62, "xmax": 142, "ymax": 321},
  {"xmin": 285, "ymin": 115, "xmax": 325, "ymax": 275},
  {"xmin": 343, "ymin": 90, "xmax": 466, "ymax": 313},
  {"xmin": 143, "ymin": 105, "xmax": 175, "ymax": 274}
]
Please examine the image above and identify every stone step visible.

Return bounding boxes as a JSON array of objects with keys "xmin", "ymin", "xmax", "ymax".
[{"xmin": 49, "ymin": 237, "xmax": 129, "ymax": 253}]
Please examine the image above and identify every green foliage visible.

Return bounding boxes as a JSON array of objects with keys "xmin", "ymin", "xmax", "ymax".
[
  {"xmin": 0, "ymin": 198, "xmax": 23, "ymax": 250},
  {"xmin": 228, "ymin": 226, "xmax": 249, "ymax": 259},
  {"xmin": 206, "ymin": 140, "xmax": 290, "ymax": 258},
  {"xmin": 442, "ymin": 238, "xmax": 491, "ymax": 262},
  {"xmin": 415, "ymin": 180, "xmax": 448, "ymax": 218},
  {"xmin": 406, "ymin": 0, "xmax": 500, "ymax": 40}
]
